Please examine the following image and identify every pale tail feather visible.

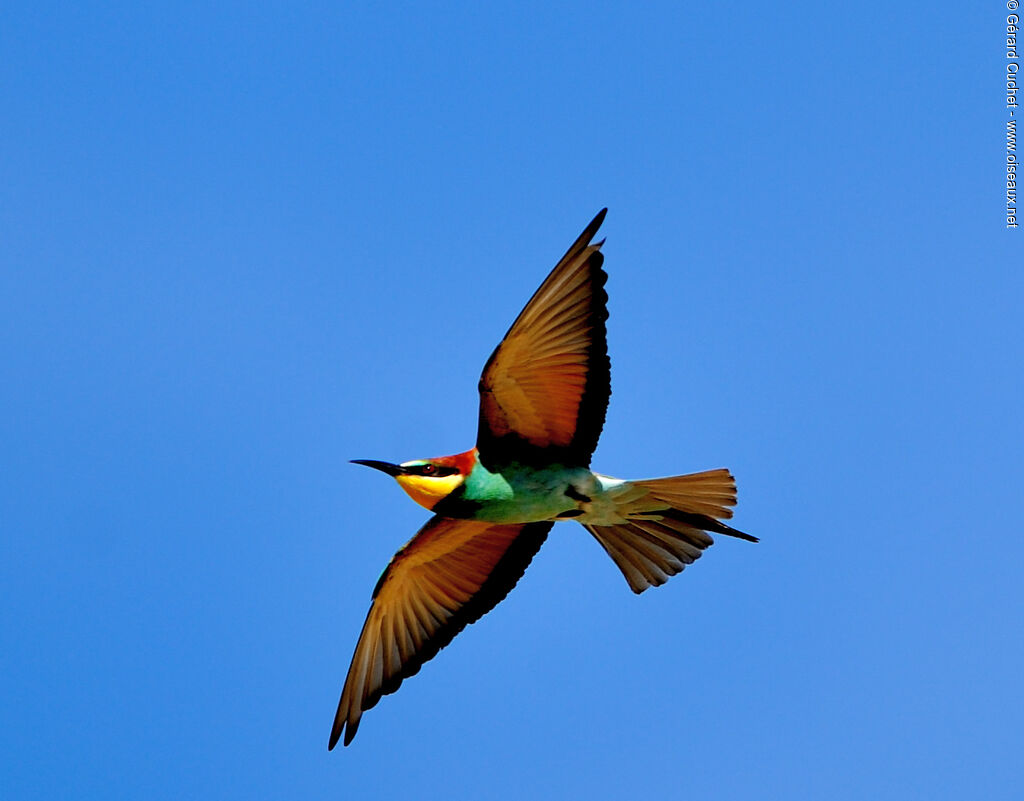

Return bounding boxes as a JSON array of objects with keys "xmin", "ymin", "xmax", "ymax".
[
  {"xmin": 585, "ymin": 469, "xmax": 756, "ymax": 594},
  {"xmin": 630, "ymin": 468, "xmax": 738, "ymax": 519}
]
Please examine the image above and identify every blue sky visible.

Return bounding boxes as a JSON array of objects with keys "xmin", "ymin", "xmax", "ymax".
[{"xmin": 2, "ymin": 2, "xmax": 1020, "ymax": 799}]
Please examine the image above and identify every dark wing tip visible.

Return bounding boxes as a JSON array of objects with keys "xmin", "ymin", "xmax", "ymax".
[
  {"xmin": 581, "ymin": 208, "xmax": 608, "ymax": 243},
  {"xmin": 328, "ymin": 718, "xmax": 358, "ymax": 750},
  {"xmin": 558, "ymin": 209, "xmax": 608, "ymax": 264}
]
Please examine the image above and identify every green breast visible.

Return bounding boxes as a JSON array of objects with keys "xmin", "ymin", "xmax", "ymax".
[{"xmin": 456, "ymin": 461, "xmax": 589, "ymax": 523}]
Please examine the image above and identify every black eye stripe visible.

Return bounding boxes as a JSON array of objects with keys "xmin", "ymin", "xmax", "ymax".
[{"xmin": 413, "ymin": 465, "xmax": 459, "ymax": 477}]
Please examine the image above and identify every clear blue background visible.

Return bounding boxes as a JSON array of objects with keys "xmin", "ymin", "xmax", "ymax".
[{"xmin": 2, "ymin": 2, "xmax": 1020, "ymax": 799}]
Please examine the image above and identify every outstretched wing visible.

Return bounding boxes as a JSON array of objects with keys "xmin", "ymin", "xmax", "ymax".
[
  {"xmin": 476, "ymin": 209, "xmax": 611, "ymax": 469},
  {"xmin": 329, "ymin": 516, "xmax": 552, "ymax": 748}
]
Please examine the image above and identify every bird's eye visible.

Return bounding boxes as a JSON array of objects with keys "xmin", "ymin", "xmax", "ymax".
[{"xmin": 421, "ymin": 464, "xmax": 435, "ymax": 475}]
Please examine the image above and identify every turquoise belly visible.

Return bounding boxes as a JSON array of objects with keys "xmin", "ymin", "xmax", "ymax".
[{"xmin": 460, "ymin": 463, "xmax": 593, "ymax": 524}]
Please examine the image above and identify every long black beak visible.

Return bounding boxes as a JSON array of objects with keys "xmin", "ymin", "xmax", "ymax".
[{"xmin": 351, "ymin": 459, "xmax": 405, "ymax": 477}]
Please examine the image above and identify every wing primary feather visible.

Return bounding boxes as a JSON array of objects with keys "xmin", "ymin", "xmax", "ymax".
[
  {"xmin": 476, "ymin": 213, "xmax": 611, "ymax": 469},
  {"xmin": 329, "ymin": 518, "xmax": 552, "ymax": 748}
]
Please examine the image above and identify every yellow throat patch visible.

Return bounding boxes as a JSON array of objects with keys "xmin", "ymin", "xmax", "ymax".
[{"xmin": 395, "ymin": 472, "xmax": 463, "ymax": 511}]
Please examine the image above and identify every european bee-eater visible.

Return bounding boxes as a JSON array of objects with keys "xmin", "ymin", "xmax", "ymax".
[{"xmin": 329, "ymin": 209, "xmax": 755, "ymax": 749}]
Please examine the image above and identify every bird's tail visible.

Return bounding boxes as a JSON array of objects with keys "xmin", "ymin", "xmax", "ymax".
[{"xmin": 583, "ymin": 469, "xmax": 756, "ymax": 594}]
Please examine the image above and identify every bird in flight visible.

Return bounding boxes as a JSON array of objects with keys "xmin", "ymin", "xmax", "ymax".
[{"xmin": 329, "ymin": 209, "xmax": 755, "ymax": 749}]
